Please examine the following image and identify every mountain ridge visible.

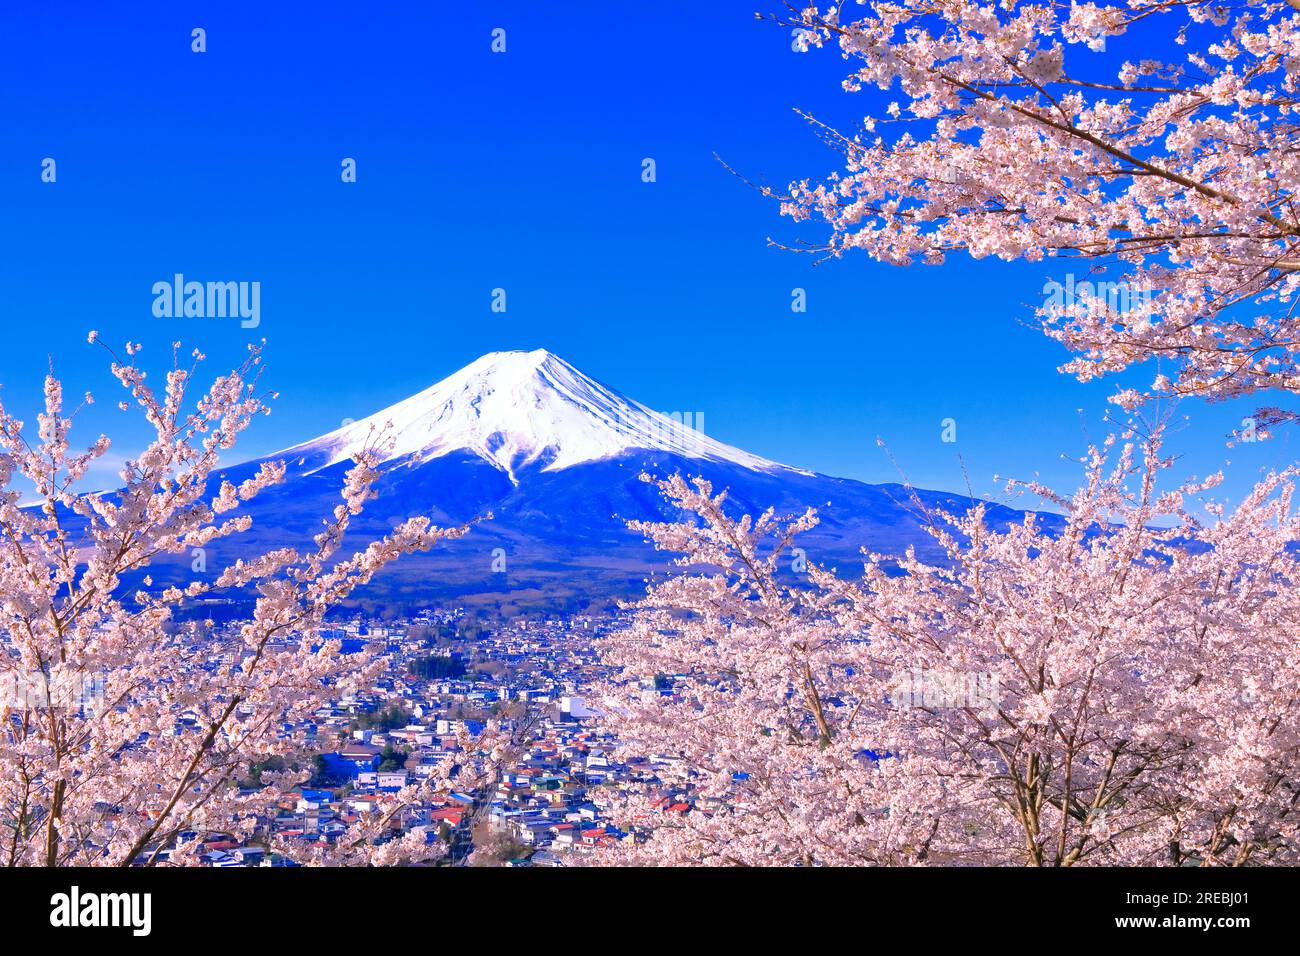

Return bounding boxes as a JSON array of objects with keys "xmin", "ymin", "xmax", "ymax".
[
  {"xmin": 278, "ymin": 349, "xmax": 806, "ymax": 484},
  {"xmin": 133, "ymin": 350, "xmax": 1035, "ymax": 612}
]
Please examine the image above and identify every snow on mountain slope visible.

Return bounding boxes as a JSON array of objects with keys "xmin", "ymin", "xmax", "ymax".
[{"xmin": 281, "ymin": 349, "xmax": 804, "ymax": 482}]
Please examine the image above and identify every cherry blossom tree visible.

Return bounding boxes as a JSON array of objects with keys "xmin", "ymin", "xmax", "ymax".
[
  {"xmin": 594, "ymin": 437, "xmax": 1300, "ymax": 865},
  {"xmin": 766, "ymin": 1, "xmax": 1300, "ymax": 418},
  {"xmin": 0, "ymin": 337, "xmax": 496, "ymax": 866},
  {"xmin": 589, "ymin": 2, "xmax": 1300, "ymax": 866}
]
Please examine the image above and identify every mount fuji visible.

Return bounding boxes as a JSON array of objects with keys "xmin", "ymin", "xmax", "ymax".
[
  {"xmin": 279, "ymin": 349, "xmax": 798, "ymax": 483},
  {"xmin": 160, "ymin": 350, "xmax": 1026, "ymax": 614}
]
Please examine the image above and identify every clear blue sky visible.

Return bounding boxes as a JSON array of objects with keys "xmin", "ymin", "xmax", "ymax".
[{"xmin": 0, "ymin": 1, "xmax": 1293, "ymax": 505}]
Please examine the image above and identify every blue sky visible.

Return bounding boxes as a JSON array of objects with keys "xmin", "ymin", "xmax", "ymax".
[{"xmin": 0, "ymin": 1, "xmax": 1293, "ymax": 506}]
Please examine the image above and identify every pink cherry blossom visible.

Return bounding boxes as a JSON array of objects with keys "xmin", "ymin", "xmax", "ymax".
[
  {"xmin": 768, "ymin": 2, "xmax": 1300, "ymax": 419},
  {"xmin": 0, "ymin": 338, "xmax": 497, "ymax": 866},
  {"xmin": 594, "ymin": 428, "xmax": 1300, "ymax": 865}
]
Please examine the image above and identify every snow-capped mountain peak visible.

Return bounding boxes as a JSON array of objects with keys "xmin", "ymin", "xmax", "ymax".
[{"xmin": 283, "ymin": 349, "xmax": 798, "ymax": 482}]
